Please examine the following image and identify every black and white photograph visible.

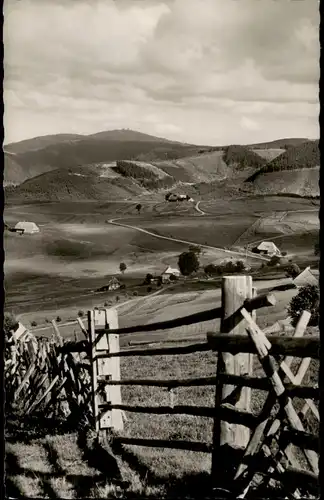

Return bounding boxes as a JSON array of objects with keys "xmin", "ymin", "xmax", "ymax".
[{"xmin": 3, "ymin": 0, "xmax": 320, "ymax": 498}]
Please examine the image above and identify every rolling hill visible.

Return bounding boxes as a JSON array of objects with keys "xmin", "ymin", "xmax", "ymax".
[
  {"xmin": 244, "ymin": 140, "xmax": 320, "ymax": 197},
  {"xmin": 4, "ymin": 165, "xmax": 148, "ymax": 203},
  {"xmin": 3, "ymin": 130, "xmax": 205, "ymax": 186}
]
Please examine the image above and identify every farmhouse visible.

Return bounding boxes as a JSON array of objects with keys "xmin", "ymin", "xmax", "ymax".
[
  {"xmin": 14, "ymin": 221, "xmax": 40, "ymax": 234},
  {"xmin": 256, "ymin": 241, "xmax": 281, "ymax": 257},
  {"xmin": 162, "ymin": 266, "xmax": 180, "ymax": 283},
  {"xmin": 293, "ymin": 266, "xmax": 318, "ymax": 287},
  {"xmin": 96, "ymin": 277, "xmax": 121, "ymax": 292}
]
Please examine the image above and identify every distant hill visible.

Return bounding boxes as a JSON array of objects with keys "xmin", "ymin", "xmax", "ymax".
[
  {"xmin": 244, "ymin": 140, "xmax": 320, "ymax": 197},
  {"xmin": 4, "ymin": 165, "xmax": 148, "ymax": 203},
  {"xmin": 3, "ymin": 134, "xmax": 84, "ymax": 154},
  {"xmin": 246, "ymin": 138, "xmax": 311, "ymax": 149},
  {"xmin": 87, "ymin": 129, "xmax": 184, "ymax": 143},
  {"xmin": 223, "ymin": 145, "xmax": 266, "ymax": 170},
  {"xmin": 246, "ymin": 140, "xmax": 320, "ymax": 181},
  {"xmin": 3, "ymin": 131, "xmax": 202, "ymax": 185}
]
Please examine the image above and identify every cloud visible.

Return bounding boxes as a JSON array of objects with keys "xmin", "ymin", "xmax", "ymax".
[{"xmin": 4, "ymin": 0, "xmax": 319, "ymax": 144}]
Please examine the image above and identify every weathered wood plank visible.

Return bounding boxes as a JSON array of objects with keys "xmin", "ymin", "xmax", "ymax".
[
  {"xmin": 98, "ymin": 402, "xmax": 257, "ymax": 427},
  {"xmin": 207, "ymin": 334, "xmax": 319, "ymax": 359},
  {"xmin": 241, "ymin": 308, "xmax": 319, "ymax": 475},
  {"xmin": 93, "ymin": 293, "xmax": 275, "ymax": 343}
]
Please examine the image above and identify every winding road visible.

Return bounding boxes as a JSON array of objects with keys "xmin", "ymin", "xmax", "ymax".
[
  {"xmin": 107, "ymin": 217, "xmax": 269, "ymax": 262},
  {"xmin": 195, "ymin": 201, "xmax": 206, "ymax": 216}
]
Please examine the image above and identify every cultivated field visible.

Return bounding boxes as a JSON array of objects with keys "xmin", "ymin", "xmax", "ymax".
[{"xmin": 4, "ymin": 195, "xmax": 319, "ymax": 327}]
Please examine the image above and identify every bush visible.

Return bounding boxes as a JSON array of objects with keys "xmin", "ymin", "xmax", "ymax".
[
  {"xmin": 288, "ymin": 285, "xmax": 319, "ymax": 327},
  {"xmin": 45, "ymin": 318, "xmax": 50, "ymax": 323},
  {"xmin": 282, "ymin": 251, "xmax": 287, "ymax": 256},
  {"xmin": 133, "ymin": 291, "xmax": 138, "ymax": 296},
  {"xmin": 285, "ymin": 263, "xmax": 301, "ymax": 278},
  {"xmin": 178, "ymin": 251, "xmax": 200, "ymax": 276},
  {"xmin": 235, "ymin": 260, "xmax": 245, "ymax": 272},
  {"xmin": 119, "ymin": 262, "xmax": 127, "ymax": 274},
  {"xmin": 144, "ymin": 273, "xmax": 154, "ymax": 285},
  {"xmin": 31, "ymin": 321, "xmax": 37, "ymax": 327},
  {"xmin": 78, "ymin": 310, "xmax": 84, "ymax": 317},
  {"xmin": 147, "ymin": 287, "xmax": 152, "ymax": 293},
  {"xmin": 120, "ymin": 284, "xmax": 126, "ymax": 290},
  {"xmin": 267, "ymin": 255, "xmax": 281, "ymax": 267},
  {"xmin": 56, "ymin": 316, "xmax": 62, "ymax": 323},
  {"xmin": 204, "ymin": 264, "xmax": 219, "ymax": 276},
  {"xmin": 189, "ymin": 245, "xmax": 202, "ymax": 255},
  {"xmin": 169, "ymin": 274, "xmax": 178, "ymax": 281},
  {"xmin": 104, "ymin": 301, "xmax": 109, "ymax": 307},
  {"xmin": 4, "ymin": 313, "xmax": 19, "ymax": 337}
]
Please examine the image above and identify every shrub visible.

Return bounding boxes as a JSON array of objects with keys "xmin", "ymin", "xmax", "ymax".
[
  {"xmin": 204, "ymin": 264, "xmax": 219, "ymax": 276},
  {"xmin": 78, "ymin": 310, "xmax": 84, "ymax": 317},
  {"xmin": 147, "ymin": 287, "xmax": 152, "ymax": 293},
  {"xmin": 144, "ymin": 273, "xmax": 154, "ymax": 285},
  {"xmin": 235, "ymin": 260, "xmax": 245, "ymax": 272},
  {"xmin": 104, "ymin": 302, "xmax": 109, "ymax": 307},
  {"xmin": 282, "ymin": 251, "xmax": 287, "ymax": 256},
  {"xmin": 119, "ymin": 262, "xmax": 127, "ymax": 274},
  {"xmin": 133, "ymin": 291, "xmax": 138, "ymax": 296},
  {"xmin": 4, "ymin": 313, "xmax": 19, "ymax": 337},
  {"xmin": 288, "ymin": 285, "xmax": 319, "ymax": 327},
  {"xmin": 56, "ymin": 316, "xmax": 62, "ymax": 323},
  {"xmin": 178, "ymin": 251, "xmax": 200, "ymax": 276},
  {"xmin": 94, "ymin": 306, "xmax": 99, "ymax": 310},
  {"xmin": 120, "ymin": 284, "xmax": 126, "ymax": 290},
  {"xmin": 31, "ymin": 321, "xmax": 37, "ymax": 327},
  {"xmin": 169, "ymin": 274, "xmax": 178, "ymax": 281},
  {"xmin": 45, "ymin": 318, "xmax": 50, "ymax": 323},
  {"xmin": 285, "ymin": 263, "xmax": 301, "ymax": 278},
  {"xmin": 267, "ymin": 255, "xmax": 281, "ymax": 267},
  {"xmin": 189, "ymin": 245, "xmax": 202, "ymax": 255}
]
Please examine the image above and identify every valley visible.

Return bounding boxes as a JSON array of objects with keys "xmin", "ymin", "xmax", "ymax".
[{"xmin": 3, "ymin": 131, "xmax": 319, "ymax": 331}]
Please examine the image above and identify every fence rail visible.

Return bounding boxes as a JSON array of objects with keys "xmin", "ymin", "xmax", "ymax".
[{"xmin": 5, "ymin": 276, "xmax": 319, "ymax": 498}]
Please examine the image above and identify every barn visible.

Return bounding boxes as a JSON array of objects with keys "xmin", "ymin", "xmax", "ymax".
[
  {"xmin": 256, "ymin": 241, "xmax": 281, "ymax": 257},
  {"xmin": 293, "ymin": 267, "xmax": 318, "ymax": 288},
  {"xmin": 15, "ymin": 221, "xmax": 40, "ymax": 234},
  {"xmin": 162, "ymin": 266, "xmax": 180, "ymax": 283}
]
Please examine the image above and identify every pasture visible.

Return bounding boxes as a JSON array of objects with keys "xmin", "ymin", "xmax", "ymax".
[{"xmin": 4, "ymin": 195, "xmax": 319, "ymax": 328}]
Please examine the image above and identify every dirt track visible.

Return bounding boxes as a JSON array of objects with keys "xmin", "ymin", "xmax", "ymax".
[{"xmin": 107, "ymin": 217, "xmax": 269, "ymax": 262}]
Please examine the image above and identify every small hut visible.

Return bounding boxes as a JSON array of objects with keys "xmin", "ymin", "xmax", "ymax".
[{"xmin": 14, "ymin": 221, "xmax": 40, "ymax": 234}]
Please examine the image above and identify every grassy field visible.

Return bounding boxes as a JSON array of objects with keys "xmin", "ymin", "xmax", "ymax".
[
  {"xmin": 4, "ymin": 195, "xmax": 319, "ymax": 328},
  {"xmin": 5, "ymin": 329, "xmax": 319, "ymax": 498}
]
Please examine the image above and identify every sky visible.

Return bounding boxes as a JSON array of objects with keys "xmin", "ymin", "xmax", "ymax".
[{"xmin": 4, "ymin": 0, "xmax": 320, "ymax": 146}]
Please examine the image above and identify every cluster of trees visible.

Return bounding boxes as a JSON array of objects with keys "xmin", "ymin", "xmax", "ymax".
[
  {"xmin": 224, "ymin": 145, "xmax": 266, "ymax": 170},
  {"xmin": 204, "ymin": 260, "xmax": 245, "ymax": 276},
  {"xmin": 115, "ymin": 161, "xmax": 174, "ymax": 190}
]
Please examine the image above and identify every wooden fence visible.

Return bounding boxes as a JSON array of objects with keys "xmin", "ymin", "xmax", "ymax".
[{"xmin": 4, "ymin": 275, "xmax": 319, "ymax": 497}]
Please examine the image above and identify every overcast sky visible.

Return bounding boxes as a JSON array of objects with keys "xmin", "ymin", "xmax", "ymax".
[{"xmin": 4, "ymin": 0, "xmax": 319, "ymax": 145}]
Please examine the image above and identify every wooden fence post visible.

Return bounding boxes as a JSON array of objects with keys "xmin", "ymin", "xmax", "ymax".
[
  {"xmin": 88, "ymin": 308, "xmax": 123, "ymax": 435},
  {"xmin": 212, "ymin": 275, "xmax": 253, "ymax": 484}
]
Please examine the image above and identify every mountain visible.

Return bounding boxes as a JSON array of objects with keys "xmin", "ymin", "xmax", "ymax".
[
  {"xmin": 244, "ymin": 140, "xmax": 320, "ymax": 197},
  {"xmin": 3, "ymin": 130, "xmax": 207, "ymax": 186},
  {"xmin": 3, "ymin": 134, "xmax": 84, "ymax": 154},
  {"xmin": 246, "ymin": 138, "xmax": 311, "ymax": 149},
  {"xmin": 4, "ymin": 165, "xmax": 148, "ymax": 203},
  {"xmin": 86, "ymin": 129, "xmax": 184, "ymax": 143}
]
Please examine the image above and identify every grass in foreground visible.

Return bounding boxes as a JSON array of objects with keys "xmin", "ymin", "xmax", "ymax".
[{"xmin": 5, "ymin": 333, "xmax": 319, "ymax": 498}]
